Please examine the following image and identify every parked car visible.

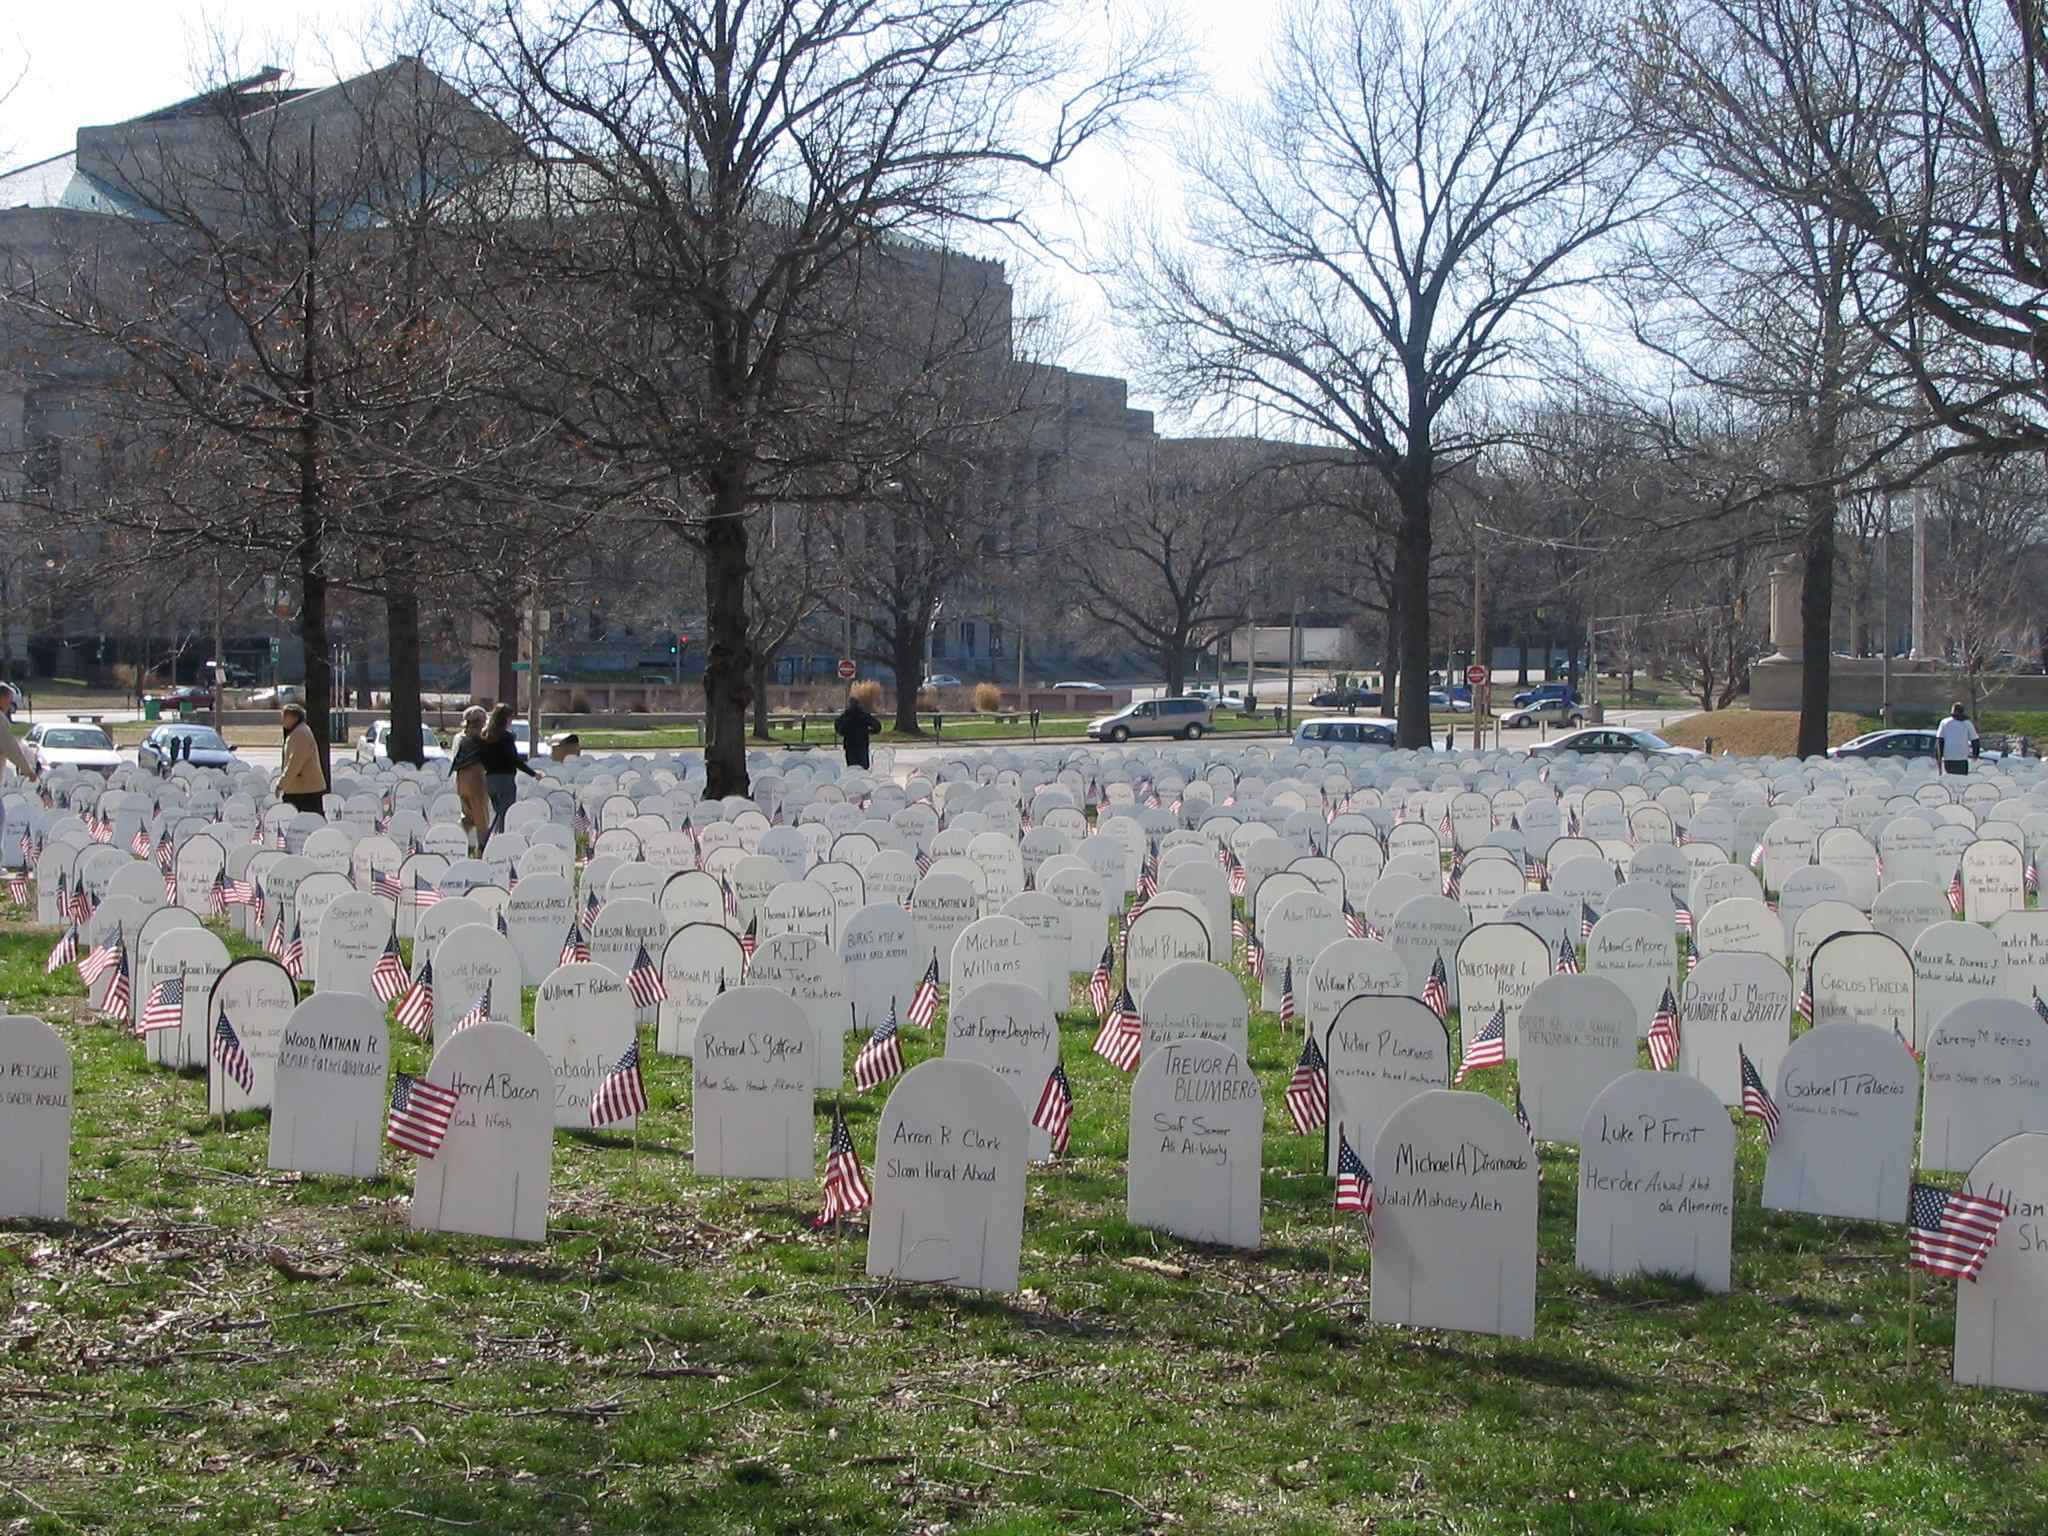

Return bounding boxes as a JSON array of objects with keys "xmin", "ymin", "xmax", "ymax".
[
  {"xmin": 137, "ymin": 723, "xmax": 238, "ymax": 771},
  {"xmin": 1826, "ymin": 729, "xmax": 2002, "ymax": 762},
  {"xmin": 1511, "ymin": 683, "xmax": 1580, "ymax": 709},
  {"xmin": 22, "ymin": 723, "xmax": 121, "ymax": 777},
  {"xmin": 152, "ymin": 683, "xmax": 215, "ymax": 709},
  {"xmin": 1426, "ymin": 690, "xmax": 1472, "ymax": 712},
  {"xmin": 1294, "ymin": 717, "xmax": 1398, "ymax": 748},
  {"xmin": 1500, "ymin": 697, "xmax": 1587, "ymax": 729},
  {"xmin": 1526, "ymin": 727, "xmax": 1700, "ymax": 759},
  {"xmin": 247, "ymin": 684, "xmax": 303, "ymax": 708},
  {"xmin": 356, "ymin": 720, "xmax": 452, "ymax": 765},
  {"xmin": 1310, "ymin": 688, "xmax": 1361, "ymax": 708},
  {"xmin": 1086, "ymin": 696, "xmax": 1212, "ymax": 742},
  {"xmin": 1190, "ymin": 689, "xmax": 1247, "ymax": 711},
  {"xmin": 1051, "ymin": 679, "xmax": 1107, "ymax": 692},
  {"xmin": 925, "ymin": 673, "xmax": 965, "ymax": 689}
]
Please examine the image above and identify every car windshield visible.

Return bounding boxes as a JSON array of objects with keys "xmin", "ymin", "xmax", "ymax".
[
  {"xmin": 46, "ymin": 728, "xmax": 112, "ymax": 749},
  {"xmin": 172, "ymin": 728, "xmax": 228, "ymax": 750},
  {"xmin": 1630, "ymin": 730, "xmax": 1674, "ymax": 751}
]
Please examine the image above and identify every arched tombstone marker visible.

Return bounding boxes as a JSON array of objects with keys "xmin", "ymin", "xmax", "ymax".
[
  {"xmin": 1139, "ymin": 960, "xmax": 1249, "ymax": 1062},
  {"xmin": 1586, "ymin": 907, "xmax": 1676, "ymax": 1037},
  {"xmin": 1304, "ymin": 937, "xmax": 1409, "ymax": 1045},
  {"xmin": 1809, "ymin": 930, "xmax": 1914, "ymax": 1041},
  {"xmin": 1680, "ymin": 951, "xmax": 1793, "ymax": 1107},
  {"xmin": 409, "ymin": 1022, "xmax": 554, "ymax": 1242},
  {"xmin": 746, "ymin": 931, "xmax": 852, "ymax": 1088},
  {"xmin": 313, "ymin": 892, "xmax": 393, "ymax": 997},
  {"xmin": 0, "ymin": 1016, "xmax": 70, "ymax": 1219},
  {"xmin": 1994, "ymin": 911, "xmax": 2048, "ymax": 1005},
  {"xmin": 1123, "ymin": 904, "xmax": 1212, "ymax": 1006},
  {"xmin": 503, "ymin": 874, "xmax": 577, "ymax": 986},
  {"xmin": 1921, "ymin": 998, "xmax": 2048, "ymax": 1175},
  {"xmin": 141, "ymin": 924, "xmax": 229, "ymax": 1071},
  {"xmin": 1576, "ymin": 1070, "xmax": 1735, "ymax": 1292},
  {"xmin": 913, "ymin": 872, "xmax": 980, "ymax": 986},
  {"xmin": 658, "ymin": 922, "xmax": 747, "ymax": 1056},
  {"xmin": 1953, "ymin": 1132, "xmax": 2048, "ymax": 1393},
  {"xmin": 867, "ymin": 1059, "xmax": 1027, "ymax": 1293},
  {"xmin": 1455, "ymin": 922, "xmax": 1548, "ymax": 1054},
  {"xmin": 533, "ymin": 962, "xmax": 638, "ymax": 1129},
  {"xmin": 1761, "ymin": 1023, "xmax": 1919, "ymax": 1223},
  {"xmin": 268, "ymin": 992, "xmax": 390, "ymax": 1178},
  {"xmin": 206, "ymin": 956, "xmax": 300, "ymax": 1115},
  {"xmin": 1128, "ymin": 1039, "xmax": 1263, "ymax": 1250},
  {"xmin": 1516, "ymin": 974, "xmax": 1638, "ymax": 1145},
  {"xmin": 1367, "ymin": 1090, "xmax": 1538, "ymax": 1339},
  {"xmin": 692, "ymin": 987, "xmax": 814, "ymax": 1177},
  {"xmin": 1322, "ymin": 995, "xmax": 1451, "ymax": 1175},
  {"xmin": 430, "ymin": 925, "xmax": 523, "ymax": 1050},
  {"xmin": 946, "ymin": 981, "xmax": 1060, "ymax": 1162},
  {"xmin": 1912, "ymin": 920, "xmax": 2006, "ymax": 1054},
  {"xmin": 951, "ymin": 914, "xmax": 1039, "ymax": 998}
]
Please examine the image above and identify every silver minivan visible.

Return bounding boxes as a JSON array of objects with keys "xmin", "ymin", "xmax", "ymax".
[{"xmin": 1086, "ymin": 696, "xmax": 1213, "ymax": 742}]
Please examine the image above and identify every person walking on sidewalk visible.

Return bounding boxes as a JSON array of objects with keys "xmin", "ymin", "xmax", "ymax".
[
  {"xmin": 1937, "ymin": 702, "xmax": 1980, "ymax": 776},
  {"xmin": 479, "ymin": 702, "xmax": 542, "ymax": 834},
  {"xmin": 277, "ymin": 702, "xmax": 328, "ymax": 816}
]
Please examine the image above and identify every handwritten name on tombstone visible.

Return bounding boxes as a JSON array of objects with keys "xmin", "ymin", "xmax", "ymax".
[
  {"xmin": 1575, "ymin": 1071, "xmax": 1734, "ymax": 1291},
  {"xmin": 868, "ymin": 1059, "xmax": 1027, "ymax": 1294}
]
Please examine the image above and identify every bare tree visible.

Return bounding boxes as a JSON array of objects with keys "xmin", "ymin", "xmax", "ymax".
[{"xmin": 1115, "ymin": 0, "xmax": 1640, "ymax": 746}]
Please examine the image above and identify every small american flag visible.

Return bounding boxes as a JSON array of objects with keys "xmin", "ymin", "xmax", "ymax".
[
  {"xmin": 1567, "ymin": 806, "xmax": 1581, "ymax": 837},
  {"xmin": 373, "ymin": 866, "xmax": 401, "ymax": 901},
  {"xmin": 1335, "ymin": 1122, "xmax": 1373, "ymax": 1243},
  {"xmin": 560, "ymin": 921, "xmax": 591, "ymax": 966},
  {"xmin": 1795, "ymin": 980, "xmax": 1813, "ymax": 1024},
  {"xmin": 77, "ymin": 935, "xmax": 122, "ymax": 986},
  {"xmin": 1908, "ymin": 1183, "xmax": 2009, "ymax": 1281},
  {"xmin": 2028, "ymin": 855, "xmax": 2039, "ymax": 898},
  {"xmin": 161, "ymin": 865, "xmax": 179, "ymax": 906},
  {"xmin": 1685, "ymin": 941, "xmax": 1700, "ymax": 977},
  {"xmin": 1285, "ymin": 1033, "xmax": 1329, "ymax": 1134},
  {"xmin": 1248, "ymin": 929, "xmax": 1266, "ymax": 980},
  {"xmin": 414, "ymin": 874, "xmax": 442, "ymax": 910},
  {"xmin": 915, "ymin": 846, "xmax": 933, "ymax": 878},
  {"xmin": 1948, "ymin": 864, "xmax": 1966, "ymax": 918},
  {"xmin": 585, "ymin": 886, "xmax": 603, "ymax": 926},
  {"xmin": 251, "ymin": 879, "xmax": 267, "ymax": 926},
  {"xmin": 452, "ymin": 982, "xmax": 493, "ymax": 1033},
  {"xmin": 2, "ymin": 870, "xmax": 28, "ymax": 906},
  {"xmin": 282, "ymin": 920, "xmax": 305, "ymax": 981},
  {"xmin": 1580, "ymin": 900, "xmax": 1600, "ymax": 943},
  {"xmin": 1437, "ymin": 807, "xmax": 1455, "ymax": 850},
  {"xmin": 718, "ymin": 876, "xmax": 737, "ymax": 921},
  {"xmin": 99, "ymin": 944, "xmax": 131, "ymax": 1021},
  {"xmin": 70, "ymin": 878, "xmax": 91, "ymax": 923},
  {"xmin": 590, "ymin": 1038, "xmax": 648, "ymax": 1127},
  {"xmin": 1343, "ymin": 894, "xmax": 1366, "ymax": 939},
  {"xmin": 495, "ymin": 907, "xmax": 509, "ymax": 938},
  {"xmin": 1739, "ymin": 1045, "xmax": 1781, "ymax": 1142},
  {"xmin": 1442, "ymin": 851, "xmax": 1464, "ymax": 902},
  {"xmin": 1032, "ymin": 1058, "xmax": 1074, "ymax": 1156},
  {"xmin": 1365, "ymin": 917, "xmax": 1386, "ymax": 943},
  {"xmin": 816, "ymin": 1103, "xmax": 871, "ymax": 1225},
  {"xmin": 853, "ymin": 1001, "xmax": 904, "ymax": 1091},
  {"xmin": 627, "ymin": 943, "xmax": 667, "ymax": 1008},
  {"xmin": 1089, "ymin": 943, "xmax": 1114, "ymax": 1019},
  {"xmin": 1896, "ymin": 1020, "xmax": 1924, "ymax": 1064},
  {"xmin": 386, "ymin": 1073, "xmax": 459, "ymax": 1158},
  {"xmin": 1227, "ymin": 852, "xmax": 1246, "ymax": 897},
  {"xmin": 1514, "ymin": 1087, "xmax": 1536, "ymax": 1147},
  {"xmin": 1278, "ymin": 960, "xmax": 1297, "ymax": 1028},
  {"xmin": 1555, "ymin": 930, "xmax": 1580, "ymax": 975},
  {"xmin": 1454, "ymin": 1004, "xmax": 1507, "ymax": 1084},
  {"xmin": 264, "ymin": 909, "xmax": 287, "ymax": 959},
  {"xmin": 1647, "ymin": 985, "xmax": 1680, "ymax": 1071},
  {"xmin": 394, "ymin": 956, "xmax": 435, "ymax": 1040},
  {"xmin": 1749, "ymin": 841, "xmax": 1765, "ymax": 870},
  {"xmin": 44, "ymin": 924, "xmax": 79, "ymax": 974},
  {"xmin": 1421, "ymin": 954, "xmax": 1450, "ymax": 1022},
  {"xmin": 1093, "ymin": 983, "xmax": 1141, "ymax": 1071},
  {"xmin": 213, "ymin": 1007, "xmax": 254, "ymax": 1093},
  {"xmin": 2036, "ymin": 988, "xmax": 2048, "ymax": 1026},
  {"xmin": 740, "ymin": 913, "xmax": 758, "ymax": 961},
  {"xmin": 1673, "ymin": 897, "xmax": 1693, "ymax": 935},
  {"xmin": 207, "ymin": 870, "xmax": 229, "ymax": 917},
  {"xmin": 906, "ymin": 952, "xmax": 942, "ymax": 1030},
  {"xmin": 129, "ymin": 827, "xmax": 152, "ymax": 859},
  {"xmin": 371, "ymin": 931, "xmax": 410, "ymax": 1003},
  {"xmin": 139, "ymin": 974, "xmax": 185, "ymax": 1035}
]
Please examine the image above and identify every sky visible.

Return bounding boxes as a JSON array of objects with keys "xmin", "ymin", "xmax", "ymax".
[{"xmin": 0, "ymin": 0, "xmax": 1281, "ymax": 424}]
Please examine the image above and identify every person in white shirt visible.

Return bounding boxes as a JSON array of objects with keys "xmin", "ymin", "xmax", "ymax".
[{"xmin": 1936, "ymin": 702, "xmax": 1979, "ymax": 775}]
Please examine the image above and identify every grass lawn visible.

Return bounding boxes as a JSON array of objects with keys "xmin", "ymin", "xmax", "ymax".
[
  {"xmin": 2, "ymin": 912, "xmax": 2046, "ymax": 1533},
  {"xmin": 1659, "ymin": 710, "xmax": 1883, "ymax": 756}
]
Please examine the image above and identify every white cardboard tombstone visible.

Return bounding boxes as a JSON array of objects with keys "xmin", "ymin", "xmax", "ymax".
[
  {"xmin": 533, "ymin": 962, "xmax": 639, "ymax": 1129},
  {"xmin": 503, "ymin": 874, "xmax": 578, "ymax": 986},
  {"xmin": 1761, "ymin": 1023, "xmax": 1918, "ymax": 1223},
  {"xmin": 430, "ymin": 924, "xmax": 524, "ymax": 1050},
  {"xmin": 1322, "ymin": 995, "xmax": 1451, "ymax": 1176},
  {"xmin": 1455, "ymin": 922, "xmax": 1549, "ymax": 1054},
  {"xmin": 1367, "ymin": 1090, "xmax": 1538, "ymax": 1340},
  {"xmin": 141, "ymin": 924, "xmax": 230, "ymax": 1071},
  {"xmin": 1575, "ymin": 1070, "xmax": 1735, "ymax": 1292},
  {"xmin": 1304, "ymin": 937, "xmax": 1410, "ymax": 1044},
  {"xmin": 1912, "ymin": 920, "xmax": 2007, "ymax": 1054},
  {"xmin": 867, "ymin": 1059, "xmax": 1027, "ymax": 1294},
  {"xmin": 1123, "ymin": 904, "xmax": 1212, "ymax": 1006},
  {"xmin": 657, "ymin": 922, "xmax": 747, "ymax": 1056},
  {"xmin": 945, "ymin": 981, "xmax": 1060, "ymax": 1162},
  {"xmin": 1920, "ymin": 998, "xmax": 2048, "ymax": 1174},
  {"xmin": 1679, "ymin": 950, "xmax": 1793, "ymax": 1107},
  {"xmin": 312, "ymin": 892, "xmax": 393, "ymax": 997},
  {"xmin": 840, "ymin": 902, "xmax": 922, "ymax": 1033},
  {"xmin": 1953, "ymin": 1132, "xmax": 2048, "ymax": 1393},
  {"xmin": 268, "ymin": 992, "xmax": 390, "ymax": 1178},
  {"xmin": 913, "ymin": 872, "xmax": 981, "ymax": 986},
  {"xmin": 1994, "ymin": 911, "xmax": 2048, "ymax": 1005},
  {"xmin": 1127, "ymin": 1039, "xmax": 1262, "ymax": 1249},
  {"xmin": 746, "ymin": 930, "xmax": 852, "ymax": 1089},
  {"xmin": 1516, "ymin": 974, "xmax": 1638, "ymax": 1145},
  {"xmin": 1808, "ymin": 930, "xmax": 1914, "ymax": 1040},
  {"xmin": 409, "ymin": 1022, "xmax": 554, "ymax": 1242},
  {"xmin": 951, "ymin": 914, "xmax": 1040, "ymax": 999},
  {"xmin": 0, "ymin": 1016, "xmax": 69, "ymax": 1219},
  {"xmin": 1139, "ymin": 960, "xmax": 1249, "ymax": 1062},
  {"xmin": 691, "ymin": 987, "xmax": 814, "ymax": 1178},
  {"xmin": 206, "ymin": 956, "xmax": 298, "ymax": 1115},
  {"xmin": 1586, "ymin": 906, "xmax": 1675, "ymax": 1036}
]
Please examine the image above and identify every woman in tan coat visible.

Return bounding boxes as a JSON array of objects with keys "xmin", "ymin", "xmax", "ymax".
[
  {"xmin": 277, "ymin": 703, "xmax": 327, "ymax": 816},
  {"xmin": 449, "ymin": 706, "xmax": 495, "ymax": 854}
]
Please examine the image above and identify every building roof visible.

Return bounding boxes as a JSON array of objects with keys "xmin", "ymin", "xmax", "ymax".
[{"xmin": 0, "ymin": 152, "xmax": 157, "ymax": 218}]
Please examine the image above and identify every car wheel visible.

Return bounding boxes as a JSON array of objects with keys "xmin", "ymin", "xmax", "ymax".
[
  {"xmin": 1108, "ymin": 725, "xmax": 1130, "ymax": 743},
  {"xmin": 1569, "ymin": 714, "xmax": 1584, "ymax": 726},
  {"xmin": 1183, "ymin": 723, "xmax": 1204, "ymax": 740}
]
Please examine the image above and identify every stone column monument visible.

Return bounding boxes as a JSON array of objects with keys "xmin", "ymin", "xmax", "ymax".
[{"xmin": 1766, "ymin": 556, "xmax": 1803, "ymax": 662}]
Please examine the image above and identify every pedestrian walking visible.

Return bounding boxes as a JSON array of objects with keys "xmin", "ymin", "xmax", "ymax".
[
  {"xmin": 276, "ymin": 701, "xmax": 328, "ymax": 817},
  {"xmin": 479, "ymin": 702, "xmax": 541, "ymax": 834},
  {"xmin": 834, "ymin": 690, "xmax": 880, "ymax": 770},
  {"xmin": 1937, "ymin": 702, "xmax": 1980, "ymax": 776},
  {"xmin": 450, "ymin": 706, "xmax": 494, "ymax": 854}
]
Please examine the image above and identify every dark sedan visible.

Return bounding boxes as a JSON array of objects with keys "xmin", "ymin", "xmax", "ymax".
[{"xmin": 138, "ymin": 724, "xmax": 238, "ymax": 772}]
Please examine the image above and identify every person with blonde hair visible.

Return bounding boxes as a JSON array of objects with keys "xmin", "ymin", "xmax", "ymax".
[
  {"xmin": 277, "ymin": 701, "xmax": 327, "ymax": 817},
  {"xmin": 449, "ymin": 705, "xmax": 494, "ymax": 853},
  {"xmin": 479, "ymin": 701, "xmax": 542, "ymax": 834}
]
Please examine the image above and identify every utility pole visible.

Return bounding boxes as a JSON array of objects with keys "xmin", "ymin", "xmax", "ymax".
[
  {"xmin": 1880, "ymin": 494, "xmax": 1893, "ymax": 725},
  {"xmin": 1285, "ymin": 603, "xmax": 1298, "ymax": 729},
  {"xmin": 528, "ymin": 585, "xmax": 546, "ymax": 750},
  {"xmin": 1472, "ymin": 543, "xmax": 1485, "ymax": 749}
]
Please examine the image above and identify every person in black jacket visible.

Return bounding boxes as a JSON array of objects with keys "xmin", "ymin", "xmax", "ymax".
[
  {"xmin": 479, "ymin": 703, "xmax": 542, "ymax": 835},
  {"xmin": 834, "ymin": 691, "xmax": 880, "ymax": 769}
]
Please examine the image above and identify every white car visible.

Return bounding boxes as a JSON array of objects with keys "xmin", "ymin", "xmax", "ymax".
[
  {"xmin": 357, "ymin": 720, "xmax": 451, "ymax": 764},
  {"xmin": 1189, "ymin": 688, "xmax": 1247, "ymax": 710},
  {"xmin": 1526, "ymin": 727, "xmax": 1702, "ymax": 759},
  {"xmin": 1052, "ymin": 680, "xmax": 1109, "ymax": 692},
  {"xmin": 23, "ymin": 722, "xmax": 122, "ymax": 777}
]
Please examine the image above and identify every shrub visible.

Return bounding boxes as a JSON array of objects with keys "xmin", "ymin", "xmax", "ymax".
[
  {"xmin": 973, "ymin": 681, "xmax": 1002, "ymax": 712},
  {"xmin": 851, "ymin": 680, "xmax": 882, "ymax": 711},
  {"xmin": 570, "ymin": 692, "xmax": 591, "ymax": 713},
  {"xmin": 916, "ymin": 688, "xmax": 937, "ymax": 710},
  {"xmin": 112, "ymin": 663, "xmax": 141, "ymax": 692}
]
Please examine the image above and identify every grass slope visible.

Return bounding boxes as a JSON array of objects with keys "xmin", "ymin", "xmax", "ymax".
[{"xmin": 1, "ymin": 917, "xmax": 2046, "ymax": 1533}]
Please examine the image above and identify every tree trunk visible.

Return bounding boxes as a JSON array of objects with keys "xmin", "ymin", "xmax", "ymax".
[
  {"xmin": 1517, "ymin": 625, "xmax": 1530, "ymax": 687},
  {"xmin": 1392, "ymin": 465, "xmax": 1433, "ymax": 748},
  {"xmin": 385, "ymin": 574, "xmax": 425, "ymax": 766},
  {"xmin": 1381, "ymin": 594, "xmax": 1400, "ymax": 719},
  {"xmin": 493, "ymin": 601, "xmax": 519, "ymax": 705},
  {"xmin": 1796, "ymin": 492, "xmax": 1836, "ymax": 758},
  {"xmin": 751, "ymin": 652, "xmax": 772, "ymax": 739},
  {"xmin": 701, "ymin": 484, "xmax": 753, "ymax": 797},
  {"xmin": 1163, "ymin": 638, "xmax": 1186, "ymax": 698},
  {"xmin": 890, "ymin": 611, "xmax": 924, "ymax": 734}
]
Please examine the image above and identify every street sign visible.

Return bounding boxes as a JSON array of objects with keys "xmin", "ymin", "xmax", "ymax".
[
  {"xmin": 269, "ymin": 638, "xmax": 281, "ymax": 662},
  {"xmin": 837, "ymin": 659, "xmax": 857, "ymax": 680},
  {"xmin": 1465, "ymin": 664, "xmax": 1489, "ymax": 687}
]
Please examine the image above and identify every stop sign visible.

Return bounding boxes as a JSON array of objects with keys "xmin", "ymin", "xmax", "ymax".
[
  {"xmin": 837, "ymin": 659, "xmax": 857, "ymax": 680},
  {"xmin": 1465, "ymin": 664, "xmax": 1489, "ymax": 687}
]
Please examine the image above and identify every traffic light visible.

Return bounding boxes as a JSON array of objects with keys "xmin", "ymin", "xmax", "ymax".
[{"xmin": 668, "ymin": 634, "xmax": 678, "ymax": 655}]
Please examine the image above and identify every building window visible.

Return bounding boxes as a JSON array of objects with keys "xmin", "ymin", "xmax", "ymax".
[
  {"xmin": 960, "ymin": 621, "xmax": 977, "ymax": 656},
  {"xmin": 931, "ymin": 626, "xmax": 948, "ymax": 659},
  {"xmin": 990, "ymin": 624, "xmax": 1004, "ymax": 657}
]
